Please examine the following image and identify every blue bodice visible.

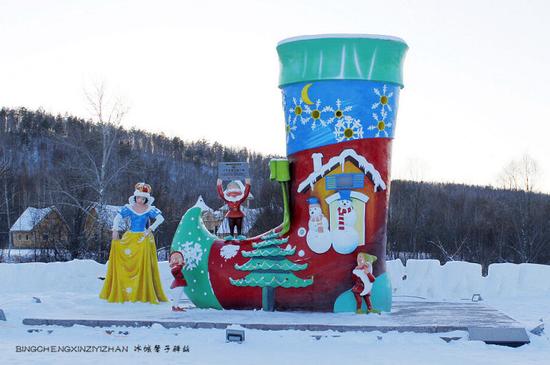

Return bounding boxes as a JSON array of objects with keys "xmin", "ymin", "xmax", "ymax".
[{"xmin": 119, "ymin": 205, "xmax": 162, "ymax": 232}]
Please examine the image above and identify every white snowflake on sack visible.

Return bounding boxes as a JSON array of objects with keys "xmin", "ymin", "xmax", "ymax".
[
  {"xmin": 220, "ymin": 244, "xmax": 240, "ymax": 261},
  {"xmin": 302, "ymin": 99, "xmax": 333, "ymax": 130},
  {"xmin": 368, "ymin": 110, "xmax": 392, "ymax": 137},
  {"xmin": 334, "ymin": 117, "xmax": 364, "ymax": 142},
  {"xmin": 180, "ymin": 241, "xmax": 203, "ymax": 270},
  {"xmin": 372, "ymin": 84, "xmax": 393, "ymax": 114}
]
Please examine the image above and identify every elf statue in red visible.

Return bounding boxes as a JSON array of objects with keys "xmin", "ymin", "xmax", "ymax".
[
  {"xmin": 352, "ymin": 253, "xmax": 379, "ymax": 314},
  {"xmin": 169, "ymin": 251, "xmax": 187, "ymax": 312},
  {"xmin": 216, "ymin": 178, "xmax": 251, "ymax": 240}
]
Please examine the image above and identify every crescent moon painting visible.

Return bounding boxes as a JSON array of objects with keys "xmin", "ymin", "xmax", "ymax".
[{"xmin": 301, "ymin": 83, "xmax": 314, "ymax": 105}]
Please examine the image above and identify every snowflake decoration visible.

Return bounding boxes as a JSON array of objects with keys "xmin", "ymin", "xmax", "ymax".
[
  {"xmin": 324, "ymin": 99, "xmax": 353, "ymax": 125},
  {"xmin": 368, "ymin": 110, "xmax": 392, "ymax": 137},
  {"xmin": 180, "ymin": 241, "xmax": 203, "ymax": 271},
  {"xmin": 302, "ymin": 99, "xmax": 333, "ymax": 130},
  {"xmin": 220, "ymin": 244, "xmax": 240, "ymax": 261},
  {"xmin": 333, "ymin": 117, "xmax": 364, "ymax": 142},
  {"xmin": 288, "ymin": 97, "xmax": 307, "ymax": 125},
  {"xmin": 285, "ymin": 112, "xmax": 297, "ymax": 142},
  {"xmin": 371, "ymin": 84, "xmax": 393, "ymax": 114}
]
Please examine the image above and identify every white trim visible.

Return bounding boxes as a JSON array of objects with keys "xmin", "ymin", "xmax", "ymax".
[
  {"xmin": 278, "ymin": 34, "xmax": 407, "ymax": 46},
  {"xmin": 124, "ymin": 203, "xmax": 155, "ymax": 216},
  {"xmin": 351, "ymin": 191, "xmax": 369, "ymax": 203},
  {"xmin": 326, "ymin": 192, "xmax": 340, "ymax": 205},
  {"xmin": 325, "ymin": 191, "xmax": 370, "ymax": 205},
  {"xmin": 127, "ymin": 194, "xmax": 155, "ymax": 207}
]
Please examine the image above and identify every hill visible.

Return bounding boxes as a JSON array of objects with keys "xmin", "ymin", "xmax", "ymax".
[{"xmin": 1, "ymin": 107, "xmax": 549, "ymax": 267}]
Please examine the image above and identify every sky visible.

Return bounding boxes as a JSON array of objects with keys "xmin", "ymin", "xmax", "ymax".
[{"xmin": 1, "ymin": 0, "xmax": 549, "ymax": 192}]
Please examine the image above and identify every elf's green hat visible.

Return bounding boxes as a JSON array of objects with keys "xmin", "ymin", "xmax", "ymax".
[{"xmin": 358, "ymin": 252, "xmax": 378, "ymax": 264}]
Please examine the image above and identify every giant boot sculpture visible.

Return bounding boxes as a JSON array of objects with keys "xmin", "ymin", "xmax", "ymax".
[{"xmin": 172, "ymin": 35, "xmax": 408, "ymax": 312}]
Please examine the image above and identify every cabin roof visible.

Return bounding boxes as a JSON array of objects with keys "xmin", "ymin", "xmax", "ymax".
[
  {"xmin": 193, "ymin": 195, "xmax": 214, "ymax": 212},
  {"xmin": 297, "ymin": 149, "xmax": 387, "ymax": 193},
  {"xmin": 10, "ymin": 206, "xmax": 56, "ymax": 232}
]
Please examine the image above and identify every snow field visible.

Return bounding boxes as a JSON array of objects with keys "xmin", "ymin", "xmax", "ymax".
[
  {"xmin": 1, "ymin": 324, "xmax": 549, "ymax": 365},
  {"xmin": 1, "ymin": 259, "xmax": 550, "ymax": 364}
]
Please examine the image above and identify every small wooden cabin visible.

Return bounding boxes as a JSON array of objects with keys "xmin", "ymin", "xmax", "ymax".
[{"xmin": 10, "ymin": 207, "xmax": 69, "ymax": 248}]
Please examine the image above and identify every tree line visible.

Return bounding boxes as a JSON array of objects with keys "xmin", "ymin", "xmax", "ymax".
[
  {"xmin": 388, "ymin": 180, "xmax": 550, "ymax": 271},
  {"xmin": 0, "ymin": 105, "xmax": 282, "ymax": 262},
  {"xmin": 1, "ymin": 106, "xmax": 548, "ymax": 268}
]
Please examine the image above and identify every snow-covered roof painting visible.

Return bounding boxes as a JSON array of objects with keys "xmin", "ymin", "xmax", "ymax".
[
  {"xmin": 10, "ymin": 207, "xmax": 55, "ymax": 232},
  {"xmin": 193, "ymin": 195, "xmax": 214, "ymax": 212},
  {"xmin": 297, "ymin": 149, "xmax": 387, "ymax": 193}
]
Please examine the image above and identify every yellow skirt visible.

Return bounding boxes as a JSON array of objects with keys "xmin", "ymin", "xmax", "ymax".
[{"xmin": 99, "ymin": 231, "xmax": 168, "ymax": 304}]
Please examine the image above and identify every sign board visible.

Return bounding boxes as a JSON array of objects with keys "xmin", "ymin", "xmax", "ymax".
[
  {"xmin": 218, "ymin": 162, "xmax": 250, "ymax": 181},
  {"xmin": 325, "ymin": 173, "xmax": 364, "ymax": 190}
]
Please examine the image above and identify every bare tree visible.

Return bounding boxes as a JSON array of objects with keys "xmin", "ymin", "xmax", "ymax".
[
  {"xmin": 48, "ymin": 83, "xmax": 131, "ymax": 260},
  {"xmin": 497, "ymin": 154, "xmax": 540, "ymax": 192},
  {"xmin": 403, "ymin": 157, "xmax": 430, "ymax": 182},
  {"xmin": 84, "ymin": 82, "xmax": 130, "ymax": 206},
  {"xmin": 496, "ymin": 154, "xmax": 545, "ymax": 263},
  {"xmin": 0, "ymin": 156, "xmax": 13, "ymax": 261},
  {"xmin": 427, "ymin": 238, "xmax": 467, "ymax": 262}
]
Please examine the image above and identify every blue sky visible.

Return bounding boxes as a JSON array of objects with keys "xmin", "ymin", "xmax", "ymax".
[{"xmin": 1, "ymin": 0, "xmax": 549, "ymax": 191}]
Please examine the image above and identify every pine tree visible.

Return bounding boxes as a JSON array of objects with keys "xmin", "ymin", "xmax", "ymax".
[{"xmin": 229, "ymin": 236, "xmax": 313, "ymax": 311}]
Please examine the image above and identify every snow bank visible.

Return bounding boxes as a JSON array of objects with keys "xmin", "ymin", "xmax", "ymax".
[
  {"xmin": 484, "ymin": 263, "xmax": 521, "ymax": 298},
  {"xmin": 0, "ymin": 259, "xmax": 173, "ymax": 294},
  {"xmin": 388, "ymin": 259, "xmax": 550, "ymax": 300},
  {"xmin": 396, "ymin": 259, "xmax": 442, "ymax": 298},
  {"xmin": 439, "ymin": 261, "xmax": 483, "ymax": 300},
  {"xmin": 1, "ymin": 259, "xmax": 550, "ymax": 301}
]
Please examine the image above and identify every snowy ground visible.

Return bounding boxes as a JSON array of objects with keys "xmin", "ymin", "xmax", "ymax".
[{"xmin": 1, "ymin": 259, "xmax": 549, "ymax": 364}]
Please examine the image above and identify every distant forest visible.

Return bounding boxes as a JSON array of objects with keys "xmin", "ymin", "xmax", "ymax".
[{"xmin": 1, "ymin": 107, "xmax": 549, "ymax": 269}]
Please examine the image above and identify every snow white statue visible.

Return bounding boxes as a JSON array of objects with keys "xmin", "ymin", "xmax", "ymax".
[{"xmin": 99, "ymin": 182, "xmax": 168, "ymax": 304}]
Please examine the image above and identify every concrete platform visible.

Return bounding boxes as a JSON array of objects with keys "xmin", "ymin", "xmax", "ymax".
[{"xmin": 22, "ymin": 301, "xmax": 523, "ymax": 333}]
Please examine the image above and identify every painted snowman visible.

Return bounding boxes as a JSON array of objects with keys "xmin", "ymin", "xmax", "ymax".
[
  {"xmin": 306, "ymin": 197, "xmax": 331, "ymax": 254},
  {"xmin": 331, "ymin": 190, "xmax": 359, "ymax": 254}
]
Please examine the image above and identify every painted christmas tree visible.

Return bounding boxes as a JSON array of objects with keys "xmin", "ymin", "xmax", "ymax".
[{"xmin": 229, "ymin": 236, "xmax": 313, "ymax": 311}]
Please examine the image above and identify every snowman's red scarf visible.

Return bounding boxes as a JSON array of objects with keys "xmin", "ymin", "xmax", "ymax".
[{"xmin": 337, "ymin": 206, "xmax": 352, "ymax": 230}]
